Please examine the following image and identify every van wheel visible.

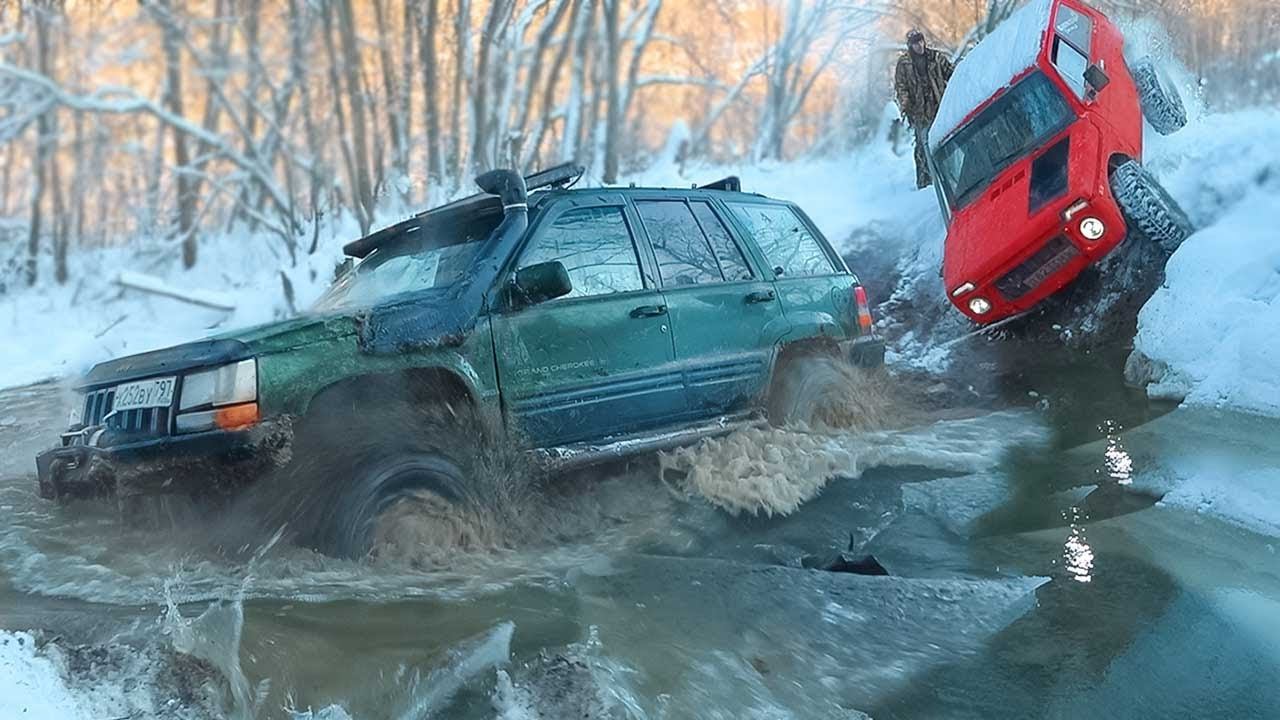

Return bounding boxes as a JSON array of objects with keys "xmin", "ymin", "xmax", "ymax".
[
  {"xmin": 1132, "ymin": 58, "xmax": 1187, "ymax": 135},
  {"xmin": 1109, "ymin": 160, "xmax": 1193, "ymax": 253},
  {"xmin": 276, "ymin": 397, "xmax": 486, "ymax": 560}
]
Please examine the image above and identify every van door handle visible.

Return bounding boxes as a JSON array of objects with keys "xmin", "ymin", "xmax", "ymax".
[
  {"xmin": 745, "ymin": 290, "xmax": 776, "ymax": 304},
  {"xmin": 630, "ymin": 304, "xmax": 667, "ymax": 318}
]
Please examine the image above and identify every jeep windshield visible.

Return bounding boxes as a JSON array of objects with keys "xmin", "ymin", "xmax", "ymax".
[
  {"xmin": 933, "ymin": 70, "xmax": 1073, "ymax": 210},
  {"xmin": 313, "ymin": 214, "xmax": 500, "ymax": 311}
]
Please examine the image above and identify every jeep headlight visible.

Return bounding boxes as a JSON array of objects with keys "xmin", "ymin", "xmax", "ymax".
[{"xmin": 180, "ymin": 360, "xmax": 257, "ymax": 411}]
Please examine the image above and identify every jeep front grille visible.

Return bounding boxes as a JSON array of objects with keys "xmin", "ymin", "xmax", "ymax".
[
  {"xmin": 82, "ymin": 387, "xmax": 172, "ymax": 436},
  {"xmin": 995, "ymin": 235, "xmax": 1079, "ymax": 301}
]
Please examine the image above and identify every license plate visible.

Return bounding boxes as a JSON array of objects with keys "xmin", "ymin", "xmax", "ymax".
[
  {"xmin": 113, "ymin": 377, "xmax": 176, "ymax": 411},
  {"xmin": 1024, "ymin": 245, "xmax": 1077, "ymax": 288}
]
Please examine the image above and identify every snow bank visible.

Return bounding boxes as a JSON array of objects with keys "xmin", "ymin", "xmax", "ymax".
[
  {"xmin": 929, "ymin": 0, "xmax": 1053, "ymax": 146},
  {"xmin": 1130, "ymin": 191, "xmax": 1280, "ymax": 415},
  {"xmin": 0, "ymin": 631, "xmax": 86, "ymax": 720},
  {"xmin": 1129, "ymin": 109, "xmax": 1280, "ymax": 417}
]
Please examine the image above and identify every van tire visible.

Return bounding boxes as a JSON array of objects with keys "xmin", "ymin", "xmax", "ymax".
[
  {"xmin": 1109, "ymin": 160, "xmax": 1193, "ymax": 254},
  {"xmin": 1132, "ymin": 58, "xmax": 1187, "ymax": 135}
]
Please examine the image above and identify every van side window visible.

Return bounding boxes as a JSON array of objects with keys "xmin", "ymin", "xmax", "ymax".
[
  {"xmin": 519, "ymin": 206, "xmax": 644, "ymax": 299},
  {"xmin": 726, "ymin": 203, "xmax": 835, "ymax": 277},
  {"xmin": 1052, "ymin": 5, "xmax": 1092, "ymax": 98},
  {"xmin": 636, "ymin": 200, "xmax": 723, "ymax": 286},
  {"xmin": 690, "ymin": 201, "xmax": 753, "ymax": 281}
]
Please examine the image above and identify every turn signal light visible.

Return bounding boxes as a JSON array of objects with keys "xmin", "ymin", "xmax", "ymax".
[{"xmin": 215, "ymin": 403, "xmax": 260, "ymax": 430}]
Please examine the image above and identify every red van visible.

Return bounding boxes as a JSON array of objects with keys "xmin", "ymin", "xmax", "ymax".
[{"xmin": 928, "ymin": 0, "xmax": 1192, "ymax": 324}]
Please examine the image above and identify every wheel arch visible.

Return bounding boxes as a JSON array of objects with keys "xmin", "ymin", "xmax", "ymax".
[{"xmin": 301, "ymin": 366, "xmax": 481, "ymax": 422}]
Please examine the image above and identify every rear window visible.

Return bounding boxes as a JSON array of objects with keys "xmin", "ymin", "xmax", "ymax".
[
  {"xmin": 726, "ymin": 203, "xmax": 835, "ymax": 277},
  {"xmin": 635, "ymin": 200, "xmax": 723, "ymax": 286}
]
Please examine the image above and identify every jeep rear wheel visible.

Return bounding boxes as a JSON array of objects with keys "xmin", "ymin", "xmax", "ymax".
[
  {"xmin": 1132, "ymin": 58, "xmax": 1187, "ymax": 135},
  {"xmin": 1110, "ymin": 160, "xmax": 1194, "ymax": 253},
  {"xmin": 767, "ymin": 349, "xmax": 890, "ymax": 431}
]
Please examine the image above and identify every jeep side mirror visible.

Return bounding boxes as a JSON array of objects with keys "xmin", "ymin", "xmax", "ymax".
[
  {"xmin": 1084, "ymin": 64, "xmax": 1110, "ymax": 97},
  {"xmin": 510, "ymin": 261, "xmax": 572, "ymax": 308}
]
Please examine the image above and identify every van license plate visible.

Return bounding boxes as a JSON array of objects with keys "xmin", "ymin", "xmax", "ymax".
[{"xmin": 113, "ymin": 377, "xmax": 176, "ymax": 411}]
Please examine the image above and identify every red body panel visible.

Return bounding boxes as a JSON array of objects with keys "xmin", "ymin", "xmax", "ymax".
[{"xmin": 938, "ymin": 0, "xmax": 1145, "ymax": 323}]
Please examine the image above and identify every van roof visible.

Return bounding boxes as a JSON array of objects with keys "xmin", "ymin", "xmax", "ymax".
[{"xmin": 929, "ymin": 0, "xmax": 1056, "ymax": 147}]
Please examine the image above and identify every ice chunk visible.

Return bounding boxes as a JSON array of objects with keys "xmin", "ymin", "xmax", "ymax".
[{"xmin": 572, "ymin": 554, "xmax": 1048, "ymax": 716}]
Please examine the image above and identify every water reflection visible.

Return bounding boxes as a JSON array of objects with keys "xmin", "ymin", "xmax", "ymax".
[
  {"xmin": 1100, "ymin": 419, "xmax": 1133, "ymax": 485},
  {"xmin": 1062, "ymin": 506, "xmax": 1094, "ymax": 583}
]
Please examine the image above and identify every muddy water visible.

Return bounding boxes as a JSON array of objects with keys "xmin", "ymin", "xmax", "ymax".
[{"xmin": 2, "ymin": 358, "xmax": 1279, "ymax": 719}]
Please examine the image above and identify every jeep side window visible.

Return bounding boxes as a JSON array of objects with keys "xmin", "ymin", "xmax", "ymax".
[
  {"xmin": 518, "ymin": 206, "xmax": 644, "ymax": 299},
  {"xmin": 636, "ymin": 200, "xmax": 723, "ymax": 286},
  {"xmin": 1052, "ymin": 5, "xmax": 1092, "ymax": 98},
  {"xmin": 690, "ymin": 201, "xmax": 753, "ymax": 281},
  {"xmin": 726, "ymin": 203, "xmax": 834, "ymax": 277}
]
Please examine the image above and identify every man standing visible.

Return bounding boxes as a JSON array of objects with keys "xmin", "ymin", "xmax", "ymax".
[{"xmin": 895, "ymin": 29, "xmax": 955, "ymax": 189}]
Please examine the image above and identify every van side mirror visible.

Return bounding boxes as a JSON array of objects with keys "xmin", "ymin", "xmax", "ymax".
[
  {"xmin": 1084, "ymin": 64, "xmax": 1110, "ymax": 97},
  {"xmin": 510, "ymin": 261, "xmax": 572, "ymax": 308}
]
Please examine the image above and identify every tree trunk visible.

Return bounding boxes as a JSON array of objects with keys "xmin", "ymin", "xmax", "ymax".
[
  {"xmin": 601, "ymin": 0, "xmax": 621, "ymax": 183},
  {"xmin": 418, "ymin": 0, "xmax": 444, "ymax": 188},
  {"xmin": 449, "ymin": 0, "xmax": 471, "ymax": 189},
  {"xmin": 372, "ymin": 0, "xmax": 407, "ymax": 201},
  {"xmin": 337, "ymin": 0, "xmax": 375, "ymax": 232},
  {"xmin": 154, "ymin": 0, "xmax": 198, "ymax": 267}
]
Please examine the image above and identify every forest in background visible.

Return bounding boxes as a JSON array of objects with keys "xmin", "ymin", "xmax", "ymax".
[{"xmin": 1, "ymin": 0, "xmax": 1276, "ymax": 285}]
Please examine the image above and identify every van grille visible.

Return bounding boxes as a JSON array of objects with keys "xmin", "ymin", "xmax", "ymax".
[{"xmin": 995, "ymin": 236, "xmax": 1079, "ymax": 300}]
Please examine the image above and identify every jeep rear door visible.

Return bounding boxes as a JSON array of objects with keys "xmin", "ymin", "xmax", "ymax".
[
  {"xmin": 632, "ymin": 197, "xmax": 785, "ymax": 418},
  {"xmin": 490, "ymin": 200, "xmax": 681, "ymax": 446},
  {"xmin": 723, "ymin": 200, "xmax": 860, "ymax": 345}
]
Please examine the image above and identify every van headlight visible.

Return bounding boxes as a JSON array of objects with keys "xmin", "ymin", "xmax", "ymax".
[
  {"xmin": 1079, "ymin": 217, "xmax": 1105, "ymax": 241},
  {"xmin": 180, "ymin": 360, "xmax": 257, "ymax": 411},
  {"xmin": 969, "ymin": 297, "xmax": 992, "ymax": 315}
]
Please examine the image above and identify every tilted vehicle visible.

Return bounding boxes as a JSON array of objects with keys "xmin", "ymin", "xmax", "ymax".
[
  {"xmin": 928, "ymin": 0, "xmax": 1193, "ymax": 324},
  {"xmin": 36, "ymin": 164, "xmax": 884, "ymax": 556}
]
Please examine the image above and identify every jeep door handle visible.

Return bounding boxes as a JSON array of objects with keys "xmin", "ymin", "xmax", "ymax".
[
  {"xmin": 745, "ymin": 290, "xmax": 776, "ymax": 304},
  {"xmin": 629, "ymin": 304, "xmax": 667, "ymax": 318}
]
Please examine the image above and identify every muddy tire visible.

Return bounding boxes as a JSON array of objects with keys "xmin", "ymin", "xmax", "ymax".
[
  {"xmin": 1110, "ymin": 160, "xmax": 1193, "ymax": 253},
  {"xmin": 767, "ymin": 349, "xmax": 889, "ymax": 431},
  {"xmin": 262, "ymin": 393, "xmax": 488, "ymax": 560},
  {"xmin": 1132, "ymin": 58, "xmax": 1186, "ymax": 135}
]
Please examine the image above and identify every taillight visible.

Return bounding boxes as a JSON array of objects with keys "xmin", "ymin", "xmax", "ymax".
[{"xmin": 853, "ymin": 286, "xmax": 874, "ymax": 333}]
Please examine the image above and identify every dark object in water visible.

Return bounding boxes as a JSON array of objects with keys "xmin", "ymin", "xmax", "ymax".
[{"xmin": 802, "ymin": 552, "xmax": 890, "ymax": 576}]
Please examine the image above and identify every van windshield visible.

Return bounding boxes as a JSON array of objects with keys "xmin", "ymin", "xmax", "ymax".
[{"xmin": 933, "ymin": 71, "xmax": 1073, "ymax": 210}]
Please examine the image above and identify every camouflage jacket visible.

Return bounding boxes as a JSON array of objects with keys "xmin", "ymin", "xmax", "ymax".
[{"xmin": 894, "ymin": 48, "xmax": 955, "ymax": 130}]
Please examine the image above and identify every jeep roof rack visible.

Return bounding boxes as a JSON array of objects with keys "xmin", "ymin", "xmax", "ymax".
[
  {"xmin": 343, "ymin": 162, "xmax": 585, "ymax": 258},
  {"xmin": 697, "ymin": 176, "xmax": 741, "ymax": 192}
]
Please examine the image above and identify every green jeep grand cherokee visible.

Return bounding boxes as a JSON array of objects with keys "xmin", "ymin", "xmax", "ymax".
[{"xmin": 36, "ymin": 164, "xmax": 883, "ymax": 556}]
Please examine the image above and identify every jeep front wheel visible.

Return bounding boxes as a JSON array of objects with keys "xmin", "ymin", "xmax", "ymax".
[
  {"xmin": 1132, "ymin": 58, "xmax": 1187, "ymax": 135},
  {"xmin": 1109, "ymin": 160, "xmax": 1194, "ymax": 253},
  {"xmin": 328, "ymin": 453, "xmax": 482, "ymax": 562}
]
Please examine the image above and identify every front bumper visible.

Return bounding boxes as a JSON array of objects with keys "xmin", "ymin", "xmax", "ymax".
[
  {"xmin": 35, "ymin": 418, "xmax": 293, "ymax": 500},
  {"xmin": 845, "ymin": 335, "xmax": 886, "ymax": 368}
]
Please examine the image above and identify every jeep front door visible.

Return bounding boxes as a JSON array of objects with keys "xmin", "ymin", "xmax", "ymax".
[{"xmin": 491, "ymin": 203, "xmax": 680, "ymax": 446}]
